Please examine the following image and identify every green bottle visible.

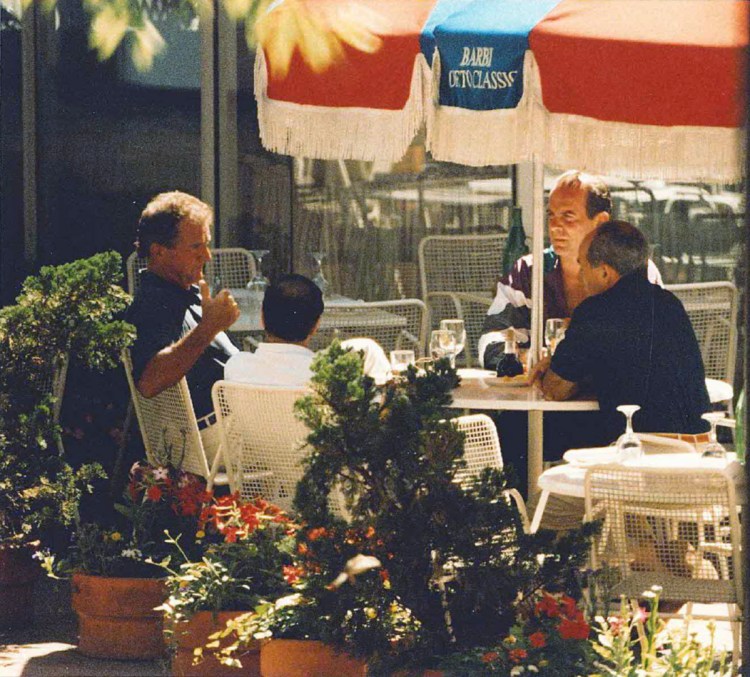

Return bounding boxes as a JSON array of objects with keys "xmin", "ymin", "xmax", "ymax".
[
  {"xmin": 502, "ymin": 207, "xmax": 529, "ymax": 277},
  {"xmin": 735, "ymin": 387, "xmax": 745, "ymax": 463}
]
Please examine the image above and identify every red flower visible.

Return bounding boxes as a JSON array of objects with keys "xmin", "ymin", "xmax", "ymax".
[
  {"xmin": 529, "ymin": 631, "xmax": 546, "ymax": 648},
  {"xmin": 508, "ymin": 648, "xmax": 528, "ymax": 663},
  {"xmin": 481, "ymin": 651, "xmax": 500, "ymax": 663},
  {"xmin": 561, "ymin": 594, "xmax": 581, "ymax": 620},
  {"xmin": 282, "ymin": 565, "xmax": 304, "ymax": 585},
  {"xmin": 379, "ymin": 569, "xmax": 390, "ymax": 583},
  {"xmin": 558, "ymin": 617, "xmax": 590, "ymax": 640},
  {"xmin": 535, "ymin": 592, "xmax": 561, "ymax": 618},
  {"xmin": 146, "ymin": 485, "xmax": 163, "ymax": 502},
  {"xmin": 223, "ymin": 526, "xmax": 239, "ymax": 543}
]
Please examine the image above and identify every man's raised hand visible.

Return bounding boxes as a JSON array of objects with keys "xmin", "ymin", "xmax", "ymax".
[{"xmin": 198, "ymin": 279, "xmax": 240, "ymax": 335}]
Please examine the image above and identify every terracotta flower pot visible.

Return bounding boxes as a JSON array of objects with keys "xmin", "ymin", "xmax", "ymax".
[
  {"xmin": 171, "ymin": 610, "xmax": 260, "ymax": 677},
  {"xmin": 260, "ymin": 639, "xmax": 367, "ymax": 677},
  {"xmin": 71, "ymin": 572, "xmax": 167, "ymax": 659},
  {"xmin": 0, "ymin": 545, "xmax": 39, "ymax": 630}
]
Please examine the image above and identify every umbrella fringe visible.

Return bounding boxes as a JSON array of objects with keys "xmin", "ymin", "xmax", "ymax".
[
  {"xmin": 427, "ymin": 51, "xmax": 745, "ymax": 181},
  {"xmin": 254, "ymin": 50, "xmax": 430, "ymax": 163},
  {"xmin": 544, "ymin": 113, "xmax": 744, "ymax": 182},
  {"xmin": 426, "ymin": 51, "xmax": 542, "ymax": 168}
]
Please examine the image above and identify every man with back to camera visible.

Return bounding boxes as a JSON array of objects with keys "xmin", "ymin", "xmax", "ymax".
[
  {"xmin": 224, "ymin": 273, "xmax": 391, "ymax": 386},
  {"xmin": 125, "ymin": 191, "xmax": 240, "ymax": 463},
  {"xmin": 476, "ymin": 171, "xmax": 663, "ymax": 491},
  {"xmin": 532, "ymin": 220, "xmax": 710, "ymax": 443}
]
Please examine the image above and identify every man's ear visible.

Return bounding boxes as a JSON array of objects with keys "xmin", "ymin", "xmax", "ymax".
[
  {"xmin": 309, "ymin": 317, "xmax": 321, "ymax": 337},
  {"xmin": 149, "ymin": 241, "xmax": 166, "ymax": 261},
  {"xmin": 595, "ymin": 211, "xmax": 611, "ymax": 225}
]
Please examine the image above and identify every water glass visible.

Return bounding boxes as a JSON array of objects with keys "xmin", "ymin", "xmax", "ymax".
[
  {"xmin": 430, "ymin": 329, "xmax": 457, "ymax": 366},
  {"xmin": 390, "ymin": 350, "xmax": 416, "ymax": 375},
  {"xmin": 545, "ymin": 318, "xmax": 567, "ymax": 355}
]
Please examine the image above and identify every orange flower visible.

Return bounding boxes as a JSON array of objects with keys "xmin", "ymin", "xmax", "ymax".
[
  {"xmin": 529, "ymin": 631, "xmax": 546, "ymax": 648},
  {"xmin": 508, "ymin": 648, "xmax": 527, "ymax": 663},
  {"xmin": 308, "ymin": 527, "xmax": 328, "ymax": 541},
  {"xmin": 481, "ymin": 651, "xmax": 500, "ymax": 663}
]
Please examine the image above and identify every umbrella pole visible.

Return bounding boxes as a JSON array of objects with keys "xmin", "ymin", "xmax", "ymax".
[{"xmin": 528, "ymin": 159, "xmax": 545, "ymax": 499}]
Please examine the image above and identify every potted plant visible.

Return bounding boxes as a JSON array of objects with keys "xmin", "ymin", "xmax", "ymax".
[
  {"xmin": 0, "ymin": 252, "xmax": 134, "ymax": 629},
  {"xmin": 210, "ymin": 342, "xmax": 597, "ymax": 675},
  {"xmin": 153, "ymin": 494, "xmax": 297, "ymax": 676},
  {"xmin": 44, "ymin": 461, "xmax": 210, "ymax": 659}
]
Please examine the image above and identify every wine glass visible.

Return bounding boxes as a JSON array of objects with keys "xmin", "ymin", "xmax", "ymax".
[
  {"xmin": 430, "ymin": 329, "xmax": 457, "ymax": 367},
  {"xmin": 440, "ymin": 319, "xmax": 466, "ymax": 365},
  {"xmin": 246, "ymin": 250, "xmax": 270, "ymax": 314},
  {"xmin": 390, "ymin": 349, "xmax": 416, "ymax": 375},
  {"xmin": 615, "ymin": 404, "xmax": 643, "ymax": 463},
  {"xmin": 545, "ymin": 318, "xmax": 566, "ymax": 355},
  {"xmin": 310, "ymin": 251, "xmax": 329, "ymax": 297},
  {"xmin": 700, "ymin": 412, "xmax": 727, "ymax": 458}
]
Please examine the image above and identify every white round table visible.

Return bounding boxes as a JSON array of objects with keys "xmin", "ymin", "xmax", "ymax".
[{"xmin": 530, "ymin": 451, "xmax": 745, "ymax": 533}]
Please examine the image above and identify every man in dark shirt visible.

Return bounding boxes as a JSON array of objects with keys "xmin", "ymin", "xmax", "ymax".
[
  {"xmin": 533, "ymin": 220, "xmax": 710, "ymax": 442},
  {"xmin": 125, "ymin": 191, "xmax": 240, "ymax": 462}
]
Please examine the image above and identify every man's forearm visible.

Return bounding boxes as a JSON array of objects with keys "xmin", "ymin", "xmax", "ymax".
[
  {"xmin": 540, "ymin": 370, "xmax": 579, "ymax": 401},
  {"xmin": 137, "ymin": 323, "xmax": 216, "ymax": 398}
]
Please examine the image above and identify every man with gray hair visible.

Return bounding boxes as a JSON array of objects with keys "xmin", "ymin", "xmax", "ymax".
[{"xmin": 533, "ymin": 220, "xmax": 710, "ymax": 444}]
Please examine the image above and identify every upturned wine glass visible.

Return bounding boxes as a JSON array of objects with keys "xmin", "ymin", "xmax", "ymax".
[
  {"xmin": 246, "ymin": 250, "xmax": 270, "ymax": 312},
  {"xmin": 615, "ymin": 404, "xmax": 643, "ymax": 463},
  {"xmin": 700, "ymin": 412, "xmax": 727, "ymax": 458},
  {"xmin": 310, "ymin": 251, "xmax": 329, "ymax": 296}
]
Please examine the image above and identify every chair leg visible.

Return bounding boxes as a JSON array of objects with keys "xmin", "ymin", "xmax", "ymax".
[{"xmin": 729, "ymin": 606, "xmax": 740, "ymax": 674}]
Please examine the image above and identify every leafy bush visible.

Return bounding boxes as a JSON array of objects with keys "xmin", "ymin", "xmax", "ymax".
[
  {"xmin": 0, "ymin": 252, "xmax": 134, "ymax": 547},
  {"xmin": 217, "ymin": 342, "xmax": 597, "ymax": 674}
]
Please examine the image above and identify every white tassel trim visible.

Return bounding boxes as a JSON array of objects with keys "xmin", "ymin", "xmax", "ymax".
[
  {"xmin": 427, "ymin": 51, "xmax": 745, "ymax": 181},
  {"xmin": 254, "ymin": 49, "xmax": 431, "ymax": 162}
]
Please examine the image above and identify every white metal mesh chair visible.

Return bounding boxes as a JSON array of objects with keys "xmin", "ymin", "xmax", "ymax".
[
  {"xmin": 584, "ymin": 465, "xmax": 743, "ymax": 666},
  {"xmin": 212, "ymin": 381, "xmax": 346, "ymax": 516},
  {"xmin": 126, "ymin": 248, "xmax": 256, "ymax": 295},
  {"xmin": 309, "ymin": 299, "xmax": 428, "ymax": 357},
  {"xmin": 418, "ymin": 234, "xmax": 507, "ymax": 366},
  {"xmin": 452, "ymin": 414, "xmax": 529, "ymax": 531},
  {"xmin": 122, "ymin": 350, "xmax": 225, "ymax": 488},
  {"xmin": 665, "ymin": 281, "xmax": 738, "ymax": 385}
]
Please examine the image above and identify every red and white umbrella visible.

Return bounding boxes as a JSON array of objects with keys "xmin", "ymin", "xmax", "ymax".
[{"xmin": 256, "ymin": 0, "xmax": 746, "ymax": 181}]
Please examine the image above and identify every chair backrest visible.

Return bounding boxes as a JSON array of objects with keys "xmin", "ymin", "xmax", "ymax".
[
  {"xmin": 126, "ymin": 248, "xmax": 257, "ymax": 296},
  {"xmin": 121, "ymin": 349, "xmax": 211, "ymax": 479},
  {"xmin": 37, "ymin": 352, "xmax": 69, "ymax": 425},
  {"xmin": 418, "ymin": 233, "xmax": 508, "ymax": 298},
  {"xmin": 309, "ymin": 299, "xmax": 428, "ymax": 357},
  {"xmin": 665, "ymin": 281, "xmax": 738, "ymax": 384},
  {"xmin": 584, "ymin": 465, "xmax": 742, "ymax": 607},
  {"xmin": 452, "ymin": 414, "xmax": 503, "ymax": 488},
  {"xmin": 126, "ymin": 252, "xmax": 148, "ymax": 296},
  {"xmin": 211, "ymin": 381, "xmax": 315, "ymax": 513}
]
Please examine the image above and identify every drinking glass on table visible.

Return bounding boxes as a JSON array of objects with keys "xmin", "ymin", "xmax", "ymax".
[
  {"xmin": 615, "ymin": 404, "xmax": 643, "ymax": 463},
  {"xmin": 390, "ymin": 350, "xmax": 416, "ymax": 375},
  {"xmin": 246, "ymin": 250, "xmax": 270, "ymax": 314},
  {"xmin": 430, "ymin": 329, "xmax": 457, "ymax": 367},
  {"xmin": 545, "ymin": 318, "xmax": 567, "ymax": 355},
  {"xmin": 700, "ymin": 412, "xmax": 727, "ymax": 458},
  {"xmin": 310, "ymin": 251, "xmax": 329, "ymax": 297},
  {"xmin": 440, "ymin": 319, "xmax": 466, "ymax": 365}
]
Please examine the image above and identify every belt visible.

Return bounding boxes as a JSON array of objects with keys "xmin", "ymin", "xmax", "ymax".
[
  {"xmin": 653, "ymin": 432, "xmax": 711, "ymax": 444},
  {"xmin": 196, "ymin": 411, "xmax": 217, "ymax": 431}
]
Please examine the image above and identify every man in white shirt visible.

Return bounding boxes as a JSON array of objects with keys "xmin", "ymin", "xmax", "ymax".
[{"xmin": 224, "ymin": 274, "xmax": 391, "ymax": 386}]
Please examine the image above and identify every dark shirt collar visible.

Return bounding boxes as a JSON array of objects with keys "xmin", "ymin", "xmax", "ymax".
[{"xmin": 140, "ymin": 270, "xmax": 199, "ymax": 303}]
